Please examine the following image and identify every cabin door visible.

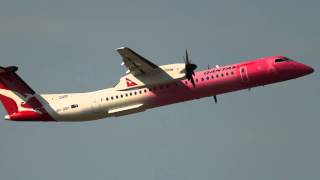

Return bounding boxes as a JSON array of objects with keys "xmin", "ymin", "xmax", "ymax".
[
  {"xmin": 91, "ymin": 99, "xmax": 101, "ymax": 113},
  {"xmin": 240, "ymin": 66, "xmax": 249, "ymax": 82}
]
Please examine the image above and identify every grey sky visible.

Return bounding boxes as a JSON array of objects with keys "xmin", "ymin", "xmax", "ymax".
[{"xmin": 0, "ymin": 0, "xmax": 319, "ymax": 180}]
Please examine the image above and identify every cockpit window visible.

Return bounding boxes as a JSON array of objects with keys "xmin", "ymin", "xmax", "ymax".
[
  {"xmin": 275, "ymin": 57, "xmax": 292, "ymax": 63},
  {"xmin": 275, "ymin": 59, "xmax": 285, "ymax": 63}
]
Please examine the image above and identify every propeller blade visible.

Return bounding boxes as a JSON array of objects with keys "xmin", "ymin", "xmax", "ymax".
[
  {"xmin": 190, "ymin": 77, "xmax": 196, "ymax": 88},
  {"xmin": 213, "ymin": 95, "xmax": 217, "ymax": 103},
  {"xmin": 183, "ymin": 49, "xmax": 197, "ymax": 88},
  {"xmin": 186, "ymin": 49, "xmax": 189, "ymax": 64}
]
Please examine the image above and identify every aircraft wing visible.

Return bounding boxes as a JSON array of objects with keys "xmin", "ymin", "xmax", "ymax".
[{"xmin": 116, "ymin": 47, "xmax": 158, "ymax": 75}]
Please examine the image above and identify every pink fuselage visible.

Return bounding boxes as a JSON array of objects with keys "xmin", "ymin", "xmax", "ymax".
[{"xmin": 145, "ymin": 56, "xmax": 313, "ymax": 109}]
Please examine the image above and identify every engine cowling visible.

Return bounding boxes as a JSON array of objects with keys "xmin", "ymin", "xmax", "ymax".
[{"xmin": 114, "ymin": 63, "xmax": 186, "ymax": 90}]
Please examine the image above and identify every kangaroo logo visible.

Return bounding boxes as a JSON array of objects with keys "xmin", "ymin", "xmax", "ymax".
[
  {"xmin": 20, "ymin": 93, "xmax": 41, "ymax": 110},
  {"xmin": 125, "ymin": 78, "xmax": 137, "ymax": 87},
  {"xmin": 0, "ymin": 89, "xmax": 42, "ymax": 114}
]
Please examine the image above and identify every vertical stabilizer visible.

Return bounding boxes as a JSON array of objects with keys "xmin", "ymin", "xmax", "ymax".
[{"xmin": 0, "ymin": 66, "xmax": 53, "ymax": 121}]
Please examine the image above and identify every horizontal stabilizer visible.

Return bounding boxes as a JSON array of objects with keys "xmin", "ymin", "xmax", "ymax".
[{"xmin": 0, "ymin": 66, "xmax": 18, "ymax": 74}]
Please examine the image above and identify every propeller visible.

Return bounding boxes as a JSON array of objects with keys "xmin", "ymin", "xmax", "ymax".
[
  {"xmin": 184, "ymin": 49, "xmax": 197, "ymax": 87},
  {"xmin": 213, "ymin": 95, "xmax": 217, "ymax": 104}
]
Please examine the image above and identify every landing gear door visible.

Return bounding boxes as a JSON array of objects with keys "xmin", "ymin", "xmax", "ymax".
[{"xmin": 240, "ymin": 66, "xmax": 249, "ymax": 82}]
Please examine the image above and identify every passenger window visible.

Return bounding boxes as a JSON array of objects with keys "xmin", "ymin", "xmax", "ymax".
[
  {"xmin": 106, "ymin": 97, "xmax": 109, "ymax": 101},
  {"xmin": 206, "ymin": 76, "xmax": 209, "ymax": 80}
]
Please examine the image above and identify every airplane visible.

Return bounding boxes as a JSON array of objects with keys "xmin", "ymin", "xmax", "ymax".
[{"xmin": 0, "ymin": 47, "xmax": 314, "ymax": 122}]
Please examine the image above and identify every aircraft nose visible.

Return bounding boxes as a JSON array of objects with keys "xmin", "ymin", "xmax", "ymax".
[
  {"xmin": 307, "ymin": 66, "xmax": 314, "ymax": 74},
  {"xmin": 296, "ymin": 63, "xmax": 314, "ymax": 75}
]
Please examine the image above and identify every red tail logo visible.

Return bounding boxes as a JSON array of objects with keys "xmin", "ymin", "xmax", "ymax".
[
  {"xmin": 0, "ymin": 66, "xmax": 55, "ymax": 121},
  {"xmin": 125, "ymin": 78, "xmax": 137, "ymax": 87}
]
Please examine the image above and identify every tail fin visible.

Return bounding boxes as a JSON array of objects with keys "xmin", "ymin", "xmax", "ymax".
[{"xmin": 0, "ymin": 66, "xmax": 53, "ymax": 121}]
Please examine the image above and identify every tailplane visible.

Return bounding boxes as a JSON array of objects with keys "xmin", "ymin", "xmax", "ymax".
[{"xmin": 0, "ymin": 66, "xmax": 53, "ymax": 121}]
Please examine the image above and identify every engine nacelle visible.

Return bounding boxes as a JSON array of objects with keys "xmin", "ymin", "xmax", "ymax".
[{"xmin": 114, "ymin": 63, "xmax": 186, "ymax": 90}]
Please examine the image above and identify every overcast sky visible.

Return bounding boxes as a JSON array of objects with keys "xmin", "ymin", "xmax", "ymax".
[{"xmin": 0, "ymin": 0, "xmax": 319, "ymax": 180}]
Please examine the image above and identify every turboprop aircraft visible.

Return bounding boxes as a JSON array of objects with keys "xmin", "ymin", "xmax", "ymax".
[{"xmin": 0, "ymin": 47, "xmax": 314, "ymax": 121}]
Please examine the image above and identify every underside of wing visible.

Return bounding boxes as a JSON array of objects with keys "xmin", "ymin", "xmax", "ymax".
[{"xmin": 116, "ymin": 47, "xmax": 158, "ymax": 75}]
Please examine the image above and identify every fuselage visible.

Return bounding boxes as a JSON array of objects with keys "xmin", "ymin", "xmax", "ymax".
[{"xmin": 17, "ymin": 55, "xmax": 310, "ymax": 122}]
